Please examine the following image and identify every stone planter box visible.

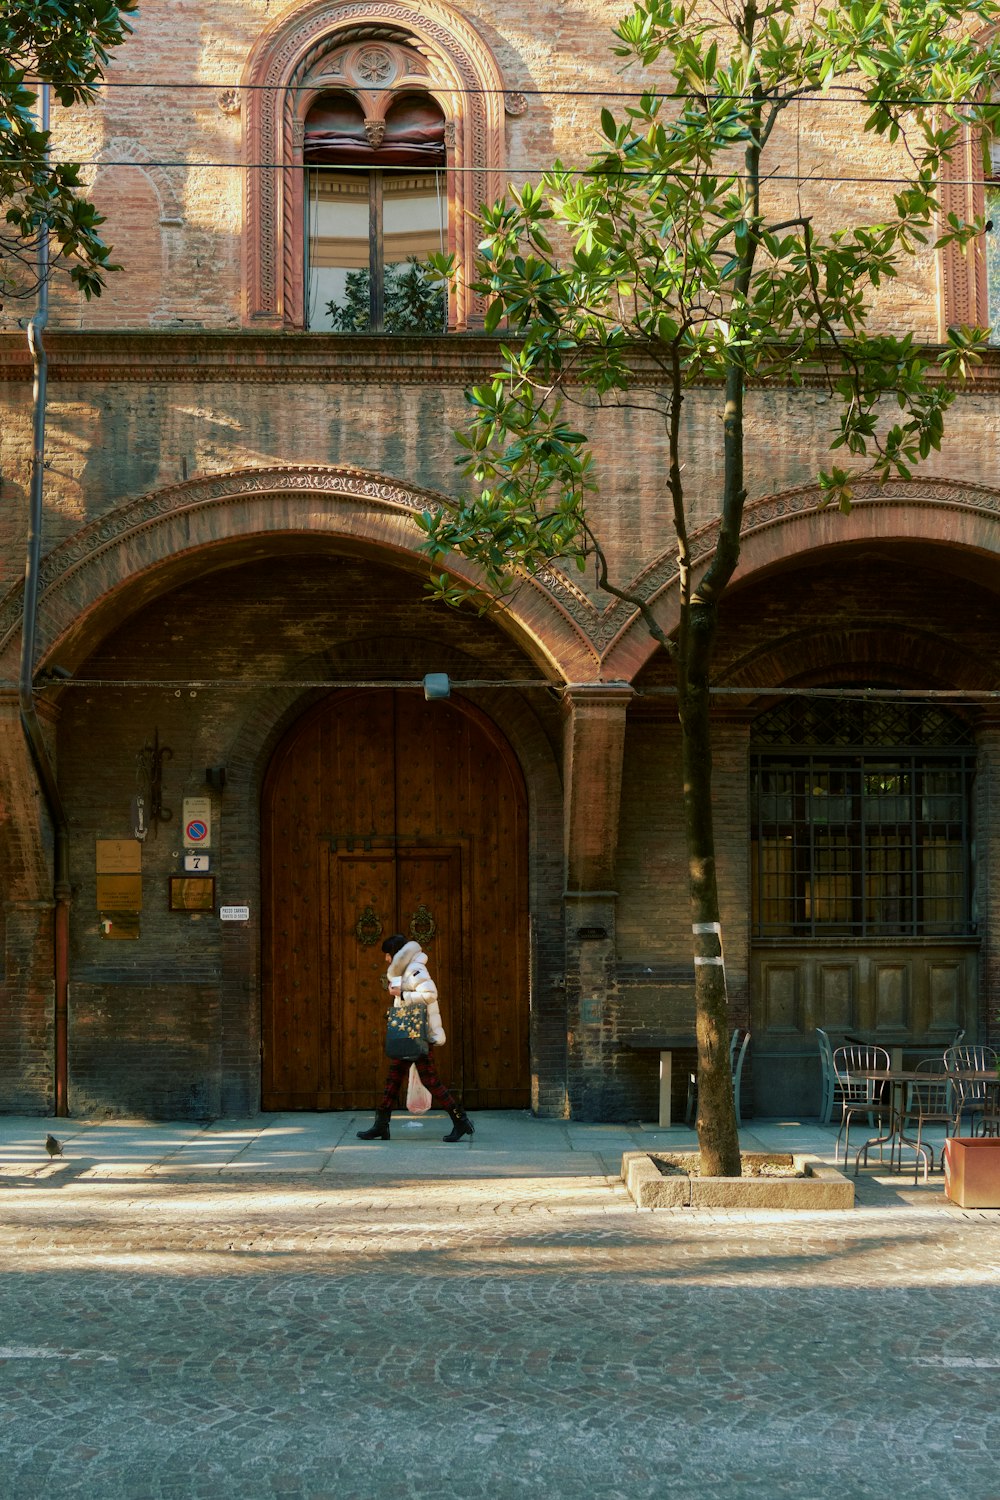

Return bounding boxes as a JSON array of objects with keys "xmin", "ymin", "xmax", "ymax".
[
  {"xmin": 943, "ymin": 1137, "xmax": 1000, "ymax": 1208},
  {"xmin": 621, "ymin": 1151, "xmax": 854, "ymax": 1209}
]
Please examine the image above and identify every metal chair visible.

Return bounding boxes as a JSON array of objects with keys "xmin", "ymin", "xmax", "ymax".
[
  {"xmin": 816, "ymin": 1028, "xmax": 847, "ymax": 1125},
  {"xmin": 685, "ymin": 1028, "xmax": 751, "ymax": 1127},
  {"xmin": 944, "ymin": 1044, "xmax": 999, "ymax": 1134},
  {"xmin": 732, "ymin": 1028, "xmax": 751, "ymax": 1127},
  {"xmin": 832, "ymin": 1045, "xmax": 892, "ymax": 1171},
  {"xmin": 897, "ymin": 1058, "xmax": 965, "ymax": 1182}
]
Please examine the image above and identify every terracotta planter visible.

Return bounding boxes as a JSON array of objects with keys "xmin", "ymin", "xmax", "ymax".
[{"xmin": 943, "ymin": 1137, "xmax": 1000, "ymax": 1208}]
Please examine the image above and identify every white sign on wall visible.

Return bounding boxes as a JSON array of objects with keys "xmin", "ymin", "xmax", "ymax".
[
  {"xmin": 182, "ymin": 796, "xmax": 212, "ymax": 850},
  {"xmin": 220, "ymin": 906, "xmax": 250, "ymax": 922}
]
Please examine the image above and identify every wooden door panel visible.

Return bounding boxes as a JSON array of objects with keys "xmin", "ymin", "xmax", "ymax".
[
  {"xmin": 396, "ymin": 846, "xmax": 464, "ymax": 1089},
  {"xmin": 329, "ymin": 851, "xmax": 396, "ymax": 1108},
  {"xmin": 264, "ymin": 688, "xmax": 529, "ymax": 1110},
  {"xmin": 750, "ymin": 942, "xmax": 980, "ymax": 1116}
]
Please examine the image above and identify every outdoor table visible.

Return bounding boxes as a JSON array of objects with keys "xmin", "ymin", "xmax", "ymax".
[{"xmin": 852, "ymin": 1069, "xmax": 951, "ymax": 1177}]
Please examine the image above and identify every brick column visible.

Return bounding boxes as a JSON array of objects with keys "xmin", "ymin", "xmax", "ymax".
[
  {"xmin": 974, "ymin": 717, "xmax": 1000, "ymax": 1049},
  {"xmin": 562, "ymin": 683, "xmax": 633, "ymax": 1118},
  {"xmin": 0, "ymin": 695, "xmax": 57, "ymax": 1111}
]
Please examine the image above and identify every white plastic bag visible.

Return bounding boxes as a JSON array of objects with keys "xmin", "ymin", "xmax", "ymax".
[{"xmin": 406, "ymin": 1064, "xmax": 433, "ymax": 1114}]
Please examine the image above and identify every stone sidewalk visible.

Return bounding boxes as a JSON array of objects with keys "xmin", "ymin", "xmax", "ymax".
[{"xmin": 1, "ymin": 1112, "xmax": 999, "ymax": 1500}]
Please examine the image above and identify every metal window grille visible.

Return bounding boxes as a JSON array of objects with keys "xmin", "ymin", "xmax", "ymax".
[{"xmin": 750, "ymin": 700, "xmax": 974, "ymax": 940}]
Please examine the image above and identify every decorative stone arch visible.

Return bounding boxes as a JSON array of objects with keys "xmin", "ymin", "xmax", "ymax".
[
  {"xmin": 598, "ymin": 477, "xmax": 1000, "ymax": 681},
  {"xmin": 242, "ymin": 0, "xmax": 507, "ymax": 328},
  {"xmin": 74, "ymin": 138, "xmax": 184, "ymax": 326},
  {"xmin": 0, "ymin": 465, "xmax": 598, "ymax": 683},
  {"xmin": 87, "ymin": 136, "xmax": 184, "ymax": 225}
]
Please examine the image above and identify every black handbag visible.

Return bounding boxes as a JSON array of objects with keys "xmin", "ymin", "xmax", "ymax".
[{"xmin": 385, "ymin": 1001, "xmax": 430, "ymax": 1059}]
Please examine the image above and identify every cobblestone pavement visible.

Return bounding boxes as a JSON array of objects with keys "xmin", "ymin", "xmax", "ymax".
[{"xmin": 1, "ymin": 1113, "xmax": 999, "ymax": 1500}]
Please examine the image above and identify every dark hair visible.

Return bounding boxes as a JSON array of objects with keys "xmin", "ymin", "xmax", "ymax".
[{"xmin": 380, "ymin": 933, "xmax": 408, "ymax": 957}]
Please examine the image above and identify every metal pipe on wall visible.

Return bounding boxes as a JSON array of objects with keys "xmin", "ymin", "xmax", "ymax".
[{"xmin": 18, "ymin": 82, "xmax": 70, "ymax": 1117}]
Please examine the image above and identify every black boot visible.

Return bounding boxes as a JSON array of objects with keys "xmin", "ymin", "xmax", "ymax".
[
  {"xmin": 443, "ymin": 1109, "xmax": 474, "ymax": 1143},
  {"xmin": 357, "ymin": 1108, "xmax": 391, "ymax": 1141}
]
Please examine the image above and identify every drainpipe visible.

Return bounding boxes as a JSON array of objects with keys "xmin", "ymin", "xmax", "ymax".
[{"xmin": 18, "ymin": 81, "xmax": 70, "ymax": 1117}]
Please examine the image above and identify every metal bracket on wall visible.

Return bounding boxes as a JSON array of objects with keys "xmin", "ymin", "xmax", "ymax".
[{"xmin": 136, "ymin": 727, "xmax": 173, "ymax": 837}]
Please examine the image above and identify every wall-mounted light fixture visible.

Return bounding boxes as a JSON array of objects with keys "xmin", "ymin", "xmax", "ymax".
[{"xmin": 423, "ymin": 673, "xmax": 451, "ymax": 701}]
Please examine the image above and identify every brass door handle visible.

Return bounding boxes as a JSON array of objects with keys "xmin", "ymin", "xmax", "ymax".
[
  {"xmin": 355, "ymin": 904, "xmax": 383, "ymax": 946},
  {"xmin": 409, "ymin": 904, "xmax": 436, "ymax": 944}
]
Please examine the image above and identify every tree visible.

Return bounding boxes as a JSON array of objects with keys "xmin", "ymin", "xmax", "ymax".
[
  {"xmin": 325, "ymin": 257, "xmax": 448, "ymax": 333},
  {"xmin": 419, "ymin": 0, "xmax": 1000, "ymax": 1174},
  {"xmin": 1, "ymin": 0, "xmax": 137, "ymax": 303}
]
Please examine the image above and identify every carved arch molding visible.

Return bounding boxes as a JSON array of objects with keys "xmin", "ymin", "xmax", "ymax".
[
  {"xmin": 937, "ymin": 23, "xmax": 1000, "ymax": 333},
  {"xmin": 0, "ymin": 466, "xmax": 597, "ymax": 681},
  {"xmin": 242, "ymin": 0, "xmax": 506, "ymax": 329}
]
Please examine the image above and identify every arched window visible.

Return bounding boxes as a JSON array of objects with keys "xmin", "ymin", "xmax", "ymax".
[
  {"xmin": 750, "ymin": 698, "xmax": 975, "ymax": 939},
  {"xmin": 242, "ymin": 2, "xmax": 507, "ymax": 332},
  {"xmin": 304, "ymin": 84, "xmax": 448, "ymax": 331}
]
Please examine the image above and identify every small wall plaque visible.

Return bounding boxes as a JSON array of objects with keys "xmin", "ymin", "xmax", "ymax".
[
  {"xmin": 96, "ymin": 873, "xmax": 142, "ymax": 910},
  {"xmin": 169, "ymin": 876, "xmax": 215, "ymax": 912},
  {"xmin": 96, "ymin": 840, "xmax": 141, "ymax": 874}
]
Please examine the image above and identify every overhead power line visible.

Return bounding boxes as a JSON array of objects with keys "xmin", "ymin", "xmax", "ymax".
[
  {"xmin": 18, "ymin": 679, "xmax": 1000, "ymax": 702},
  {"xmin": 2, "ymin": 156, "xmax": 999, "ymax": 190},
  {"xmin": 20, "ymin": 76, "xmax": 1000, "ymax": 107}
]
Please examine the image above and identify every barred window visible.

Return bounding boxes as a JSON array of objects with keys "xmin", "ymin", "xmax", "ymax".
[{"xmin": 751, "ymin": 699, "xmax": 974, "ymax": 940}]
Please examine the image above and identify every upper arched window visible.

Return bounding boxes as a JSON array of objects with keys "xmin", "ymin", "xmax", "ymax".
[
  {"xmin": 242, "ymin": 1, "xmax": 507, "ymax": 333},
  {"xmin": 305, "ymin": 81, "xmax": 448, "ymax": 331}
]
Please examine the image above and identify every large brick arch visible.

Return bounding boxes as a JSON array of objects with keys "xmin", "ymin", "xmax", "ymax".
[
  {"xmin": 0, "ymin": 465, "xmax": 598, "ymax": 682},
  {"xmin": 598, "ymin": 478, "xmax": 1000, "ymax": 681},
  {"xmin": 718, "ymin": 623, "xmax": 999, "ymax": 698}
]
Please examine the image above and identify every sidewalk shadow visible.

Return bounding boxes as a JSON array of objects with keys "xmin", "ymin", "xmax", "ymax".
[{"xmin": 0, "ymin": 1159, "xmax": 99, "ymax": 1189}]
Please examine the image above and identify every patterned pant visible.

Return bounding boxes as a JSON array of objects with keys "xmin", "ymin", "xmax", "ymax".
[{"xmin": 380, "ymin": 1049, "xmax": 459, "ymax": 1112}]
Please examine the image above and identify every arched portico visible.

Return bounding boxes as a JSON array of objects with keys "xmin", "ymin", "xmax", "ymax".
[
  {"xmin": 0, "ymin": 476, "xmax": 579, "ymax": 1118},
  {"xmin": 0, "ymin": 465, "xmax": 598, "ymax": 685},
  {"xmin": 598, "ymin": 478, "xmax": 1000, "ymax": 681}
]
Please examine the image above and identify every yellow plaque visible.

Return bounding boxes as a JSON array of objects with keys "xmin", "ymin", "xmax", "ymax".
[
  {"xmin": 96, "ymin": 839, "xmax": 141, "ymax": 874},
  {"xmin": 95, "ymin": 873, "xmax": 142, "ymax": 910},
  {"xmin": 169, "ymin": 876, "xmax": 215, "ymax": 912}
]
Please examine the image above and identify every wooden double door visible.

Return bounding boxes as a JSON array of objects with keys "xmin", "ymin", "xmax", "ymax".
[{"xmin": 262, "ymin": 689, "xmax": 529, "ymax": 1110}]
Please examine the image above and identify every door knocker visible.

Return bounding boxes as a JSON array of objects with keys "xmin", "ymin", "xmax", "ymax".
[
  {"xmin": 355, "ymin": 904, "xmax": 383, "ymax": 946},
  {"xmin": 409, "ymin": 904, "xmax": 436, "ymax": 944}
]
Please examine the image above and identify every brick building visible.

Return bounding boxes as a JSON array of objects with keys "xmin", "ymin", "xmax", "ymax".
[{"xmin": 1, "ymin": 0, "xmax": 999, "ymax": 1122}]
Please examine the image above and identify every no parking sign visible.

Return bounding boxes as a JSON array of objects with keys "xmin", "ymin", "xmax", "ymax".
[{"xmin": 182, "ymin": 797, "xmax": 212, "ymax": 850}]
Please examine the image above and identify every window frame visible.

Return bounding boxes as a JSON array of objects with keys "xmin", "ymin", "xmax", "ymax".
[
  {"xmin": 242, "ymin": 1, "xmax": 507, "ymax": 332},
  {"xmin": 750, "ymin": 700, "xmax": 975, "ymax": 942}
]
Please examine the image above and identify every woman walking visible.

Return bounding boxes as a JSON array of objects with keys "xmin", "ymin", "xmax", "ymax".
[{"xmin": 357, "ymin": 933, "xmax": 474, "ymax": 1143}]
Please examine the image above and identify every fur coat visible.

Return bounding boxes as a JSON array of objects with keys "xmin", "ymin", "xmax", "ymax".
[{"xmin": 387, "ymin": 940, "xmax": 446, "ymax": 1046}]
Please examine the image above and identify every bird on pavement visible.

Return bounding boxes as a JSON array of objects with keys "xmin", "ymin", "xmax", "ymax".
[{"xmin": 44, "ymin": 1134, "xmax": 63, "ymax": 1159}]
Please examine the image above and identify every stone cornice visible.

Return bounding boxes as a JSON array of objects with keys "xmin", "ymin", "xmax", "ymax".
[
  {"xmin": 0, "ymin": 331, "xmax": 513, "ymax": 386},
  {"xmin": 4, "ymin": 331, "xmax": 1000, "ymax": 388}
]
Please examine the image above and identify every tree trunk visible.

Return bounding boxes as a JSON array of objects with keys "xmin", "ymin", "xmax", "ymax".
[{"xmin": 681, "ymin": 605, "xmax": 742, "ymax": 1178}]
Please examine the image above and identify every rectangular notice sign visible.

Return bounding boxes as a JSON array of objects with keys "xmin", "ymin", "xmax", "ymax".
[
  {"xmin": 220, "ymin": 906, "xmax": 250, "ymax": 922},
  {"xmin": 96, "ymin": 840, "xmax": 141, "ymax": 874},
  {"xmin": 96, "ymin": 873, "xmax": 142, "ymax": 910}
]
